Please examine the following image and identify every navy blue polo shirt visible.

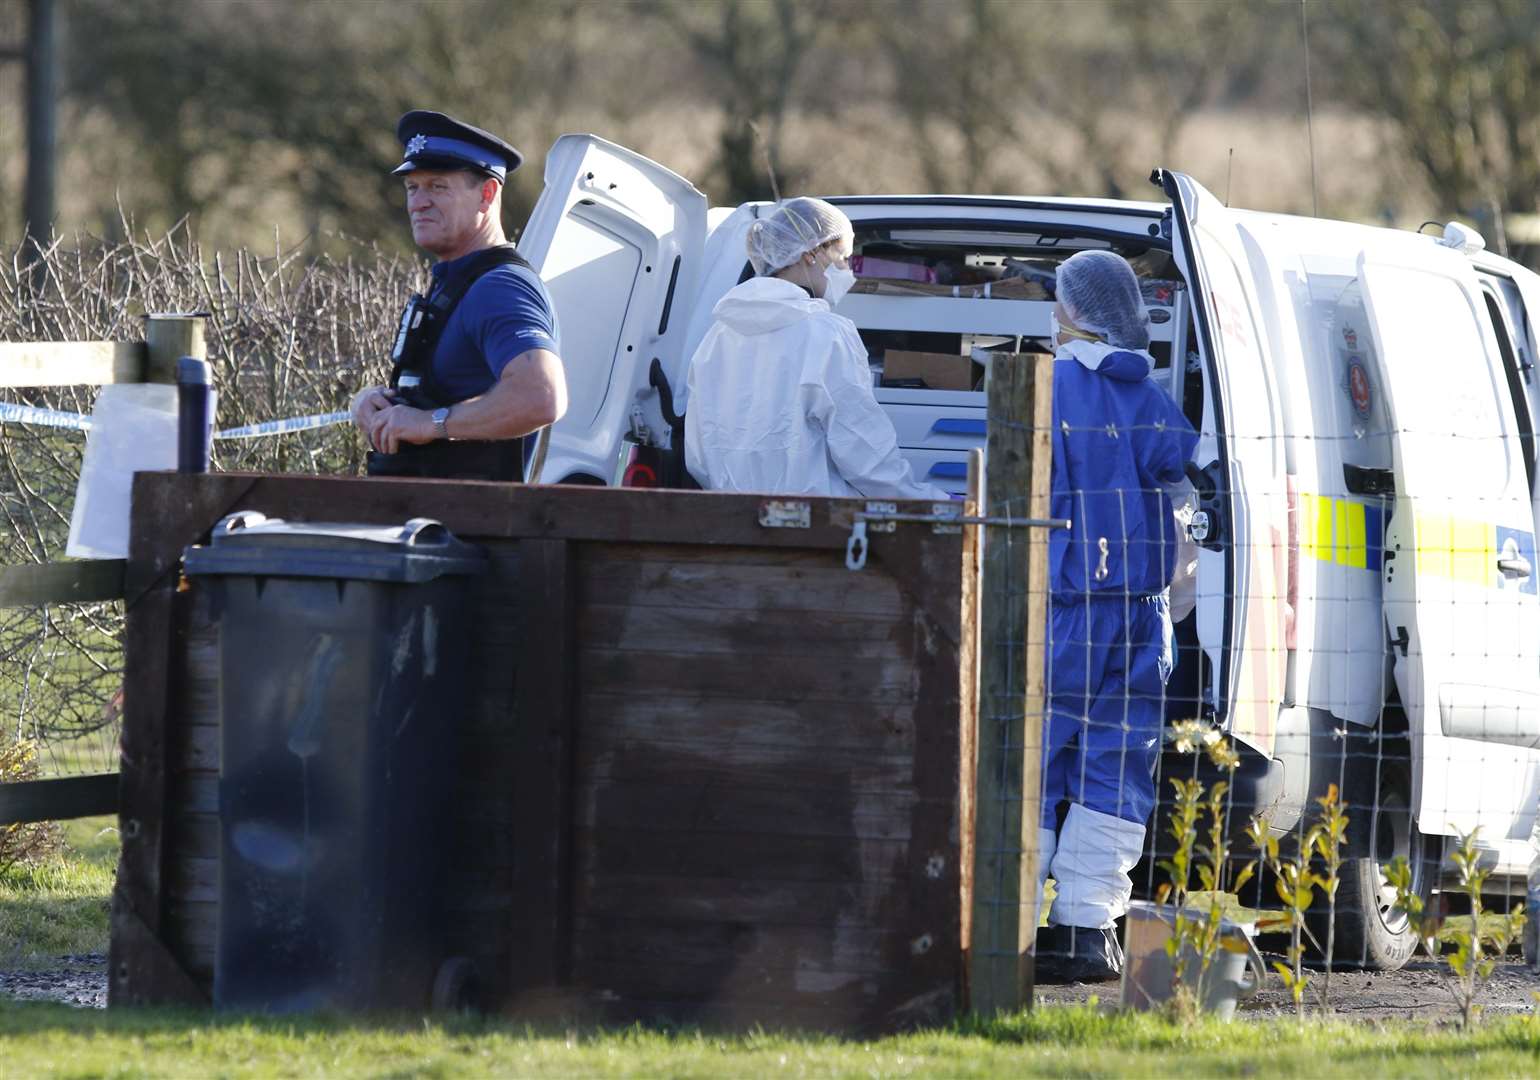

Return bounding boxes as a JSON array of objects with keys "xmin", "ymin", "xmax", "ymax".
[{"xmin": 428, "ymin": 249, "xmax": 561, "ymax": 403}]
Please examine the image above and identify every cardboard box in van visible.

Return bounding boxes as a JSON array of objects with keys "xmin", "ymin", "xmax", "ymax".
[{"xmin": 882, "ymin": 349, "xmax": 982, "ymax": 391}]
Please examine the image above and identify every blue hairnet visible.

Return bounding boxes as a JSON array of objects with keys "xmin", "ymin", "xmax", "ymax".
[
  {"xmin": 1056, "ymin": 250, "xmax": 1151, "ymax": 350},
  {"xmin": 746, "ymin": 197, "xmax": 853, "ymax": 276}
]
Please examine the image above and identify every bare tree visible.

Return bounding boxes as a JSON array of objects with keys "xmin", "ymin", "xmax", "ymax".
[
  {"xmin": 874, "ymin": 0, "xmax": 1274, "ymax": 199},
  {"xmin": 642, "ymin": 0, "xmax": 841, "ymax": 203},
  {"xmin": 1323, "ymin": 0, "xmax": 1540, "ymax": 228}
]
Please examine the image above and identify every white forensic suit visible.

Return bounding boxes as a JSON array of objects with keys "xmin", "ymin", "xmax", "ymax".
[{"xmin": 684, "ymin": 276, "xmax": 947, "ymax": 500}]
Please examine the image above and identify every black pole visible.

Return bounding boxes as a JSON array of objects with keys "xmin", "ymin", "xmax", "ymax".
[
  {"xmin": 177, "ymin": 357, "xmax": 213, "ymax": 474},
  {"xmin": 23, "ymin": 0, "xmax": 56, "ymax": 250}
]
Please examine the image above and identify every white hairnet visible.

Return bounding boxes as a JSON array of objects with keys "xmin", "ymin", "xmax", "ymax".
[
  {"xmin": 1056, "ymin": 250, "xmax": 1151, "ymax": 350},
  {"xmin": 746, "ymin": 197, "xmax": 853, "ymax": 276}
]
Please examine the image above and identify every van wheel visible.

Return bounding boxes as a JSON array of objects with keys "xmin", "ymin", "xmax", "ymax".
[{"xmin": 1308, "ymin": 783, "xmax": 1435, "ymax": 971}]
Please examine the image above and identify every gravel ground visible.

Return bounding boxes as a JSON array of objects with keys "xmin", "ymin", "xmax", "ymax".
[
  {"xmin": 4, "ymin": 950, "xmax": 1537, "ymax": 1021},
  {"xmin": 0, "ymin": 954, "xmax": 107, "ymax": 1010},
  {"xmin": 1037, "ymin": 953, "xmax": 1540, "ymax": 1022}
]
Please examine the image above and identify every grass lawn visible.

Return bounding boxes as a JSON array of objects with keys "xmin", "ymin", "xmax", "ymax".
[
  {"xmin": 0, "ymin": 814, "xmax": 117, "ymax": 968},
  {"xmin": 0, "ymin": 999, "xmax": 1538, "ymax": 1078}
]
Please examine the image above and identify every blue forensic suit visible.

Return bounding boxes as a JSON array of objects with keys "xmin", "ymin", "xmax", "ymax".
[{"xmin": 1040, "ymin": 339, "xmax": 1199, "ymax": 929}]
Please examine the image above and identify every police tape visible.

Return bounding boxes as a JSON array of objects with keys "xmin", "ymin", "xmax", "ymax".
[
  {"xmin": 0, "ymin": 401, "xmax": 95, "ymax": 432},
  {"xmin": 214, "ymin": 411, "xmax": 352, "ymax": 440},
  {"xmin": 0, "ymin": 400, "xmax": 352, "ymax": 440}
]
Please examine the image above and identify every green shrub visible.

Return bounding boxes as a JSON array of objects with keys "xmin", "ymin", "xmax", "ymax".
[{"xmin": 0, "ymin": 735, "xmax": 63, "ymax": 873}]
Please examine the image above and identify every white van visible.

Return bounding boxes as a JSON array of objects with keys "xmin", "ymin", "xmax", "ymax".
[{"xmin": 517, "ymin": 135, "xmax": 1540, "ymax": 971}]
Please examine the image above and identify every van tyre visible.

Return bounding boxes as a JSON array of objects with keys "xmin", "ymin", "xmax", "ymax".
[{"xmin": 1308, "ymin": 783, "xmax": 1434, "ymax": 972}]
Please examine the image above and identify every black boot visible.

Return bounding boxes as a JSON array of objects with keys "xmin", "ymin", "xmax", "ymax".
[{"xmin": 1035, "ymin": 923, "xmax": 1124, "ymax": 983}]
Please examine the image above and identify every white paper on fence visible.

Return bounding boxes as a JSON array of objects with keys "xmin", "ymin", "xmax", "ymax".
[{"xmin": 66, "ymin": 384, "xmax": 179, "ymax": 559}]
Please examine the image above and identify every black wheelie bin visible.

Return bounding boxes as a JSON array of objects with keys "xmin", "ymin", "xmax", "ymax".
[{"xmin": 183, "ymin": 512, "xmax": 488, "ymax": 1013}]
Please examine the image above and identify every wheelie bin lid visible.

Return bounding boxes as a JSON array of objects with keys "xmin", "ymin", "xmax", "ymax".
[{"xmin": 182, "ymin": 512, "xmax": 487, "ymax": 583}]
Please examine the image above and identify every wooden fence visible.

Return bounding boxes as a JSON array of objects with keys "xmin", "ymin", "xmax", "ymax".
[
  {"xmin": 0, "ymin": 313, "xmax": 205, "ymax": 827},
  {"xmin": 112, "ymin": 473, "xmax": 971, "ymax": 1030}
]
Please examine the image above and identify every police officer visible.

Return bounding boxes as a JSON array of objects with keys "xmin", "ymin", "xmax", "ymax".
[{"xmin": 352, "ymin": 110, "xmax": 567, "ymax": 480}]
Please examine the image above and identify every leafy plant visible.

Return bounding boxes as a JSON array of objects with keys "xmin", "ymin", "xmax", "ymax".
[
  {"xmin": 1155, "ymin": 720, "xmax": 1251, "ymax": 1021},
  {"xmin": 1385, "ymin": 828, "xmax": 1526, "ymax": 1030},
  {"xmin": 1248, "ymin": 784, "xmax": 1349, "ymax": 1018},
  {"xmin": 0, "ymin": 735, "xmax": 63, "ymax": 874},
  {"xmin": 1311, "ymin": 785, "xmax": 1349, "ymax": 1010}
]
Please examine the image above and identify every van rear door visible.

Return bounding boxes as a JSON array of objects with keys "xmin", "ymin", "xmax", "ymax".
[
  {"xmin": 1158, "ymin": 170, "xmax": 1291, "ymax": 758},
  {"xmin": 518, "ymin": 135, "xmax": 708, "ymax": 483},
  {"xmin": 1357, "ymin": 247, "xmax": 1540, "ymax": 830}
]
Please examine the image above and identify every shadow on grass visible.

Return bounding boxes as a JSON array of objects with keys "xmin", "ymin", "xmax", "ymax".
[{"xmin": 3, "ymin": 993, "xmax": 1538, "ymax": 1060}]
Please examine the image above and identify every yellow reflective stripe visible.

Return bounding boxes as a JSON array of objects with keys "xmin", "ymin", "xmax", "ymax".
[
  {"xmin": 1415, "ymin": 512, "xmax": 1496, "ymax": 586},
  {"xmin": 1297, "ymin": 492, "xmax": 1499, "ymax": 584},
  {"xmin": 1336, "ymin": 500, "xmax": 1367, "ymax": 569},
  {"xmin": 1313, "ymin": 494, "xmax": 1333, "ymax": 559}
]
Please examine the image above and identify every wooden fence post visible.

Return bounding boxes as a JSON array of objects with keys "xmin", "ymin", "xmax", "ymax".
[
  {"xmin": 144, "ymin": 313, "xmax": 206, "ymax": 384},
  {"xmin": 968, "ymin": 351, "xmax": 1054, "ymax": 1016}
]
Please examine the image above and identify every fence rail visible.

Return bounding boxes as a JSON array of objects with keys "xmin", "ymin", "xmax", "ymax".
[{"xmin": 0, "ymin": 313, "xmax": 205, "ymax": 826}]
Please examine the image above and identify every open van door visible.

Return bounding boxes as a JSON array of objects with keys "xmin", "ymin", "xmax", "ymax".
[
  {"xmin": 517, "ymin": 134, "xmax": 708, "ymax": 483},
  {"xmin": 1357, "ymin": 247, "xmax": 1540, "ymax": 836},
  {"xmin": 1157, "ymin": 170, "xmax": 1291, "ymax": 759}
]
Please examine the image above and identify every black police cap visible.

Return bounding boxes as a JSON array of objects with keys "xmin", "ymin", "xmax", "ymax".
[{"xmin": 392, "ymin": 110, "xmax": 524, "ymax": 182}]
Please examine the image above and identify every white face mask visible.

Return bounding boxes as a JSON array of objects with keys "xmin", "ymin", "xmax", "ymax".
[{"xmin": 820, "ymin": 260, "xmax": 856, "ymax": 305}]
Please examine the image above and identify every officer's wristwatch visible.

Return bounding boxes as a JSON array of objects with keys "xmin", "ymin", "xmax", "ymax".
[{"xmin": 431, "ymin": 406, "xmax": 451, "ymax": 441}]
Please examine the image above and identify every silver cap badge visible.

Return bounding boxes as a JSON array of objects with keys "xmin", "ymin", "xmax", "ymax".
[{"xmin": 406, "ymin": 134, "xmax": 428, "ymax": 156}]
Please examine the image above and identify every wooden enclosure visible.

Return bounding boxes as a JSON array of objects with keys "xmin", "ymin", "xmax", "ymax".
[{"xmin": 110, "ymin": 472, "xmax": 969, "ymax": 1032}]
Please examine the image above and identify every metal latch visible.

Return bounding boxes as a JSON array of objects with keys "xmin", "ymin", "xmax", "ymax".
[
  {"xmin": 846, "ymin": 521, "xmax": 868, "ymax": 570},
  {"xmin": 864, "ymin": 502, "xmax": 897, "ymax": 533},
  {"xmin": 758, "ymin": 500, "xmax": 810, "ymax": 529},
  {"xmin": 843, "ymin": 503, "xmax": 1070, "ymax": 571}
]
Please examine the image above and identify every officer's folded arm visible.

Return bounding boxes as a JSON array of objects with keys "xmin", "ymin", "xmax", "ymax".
[{"xmin": 364, "ymin": 347, "xmax": 566, "ymax": 454}]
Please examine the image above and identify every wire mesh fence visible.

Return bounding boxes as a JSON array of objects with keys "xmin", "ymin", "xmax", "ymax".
[
  {"xmin": 968, "ymin": 347, "xmax": 1540, "ymax": 1015},
  {"xmin": 0, "ymin": 230, "xmax": 422, "ymax": 777}
]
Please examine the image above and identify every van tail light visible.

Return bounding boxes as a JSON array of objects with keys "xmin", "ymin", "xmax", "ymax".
[
  {"xmin": 623, "ymin": 460, "xmax": 660, "ymax": 487},
  {"xmin": 613, "ymin": 440, "xmax": 667, "ymax": 488}
]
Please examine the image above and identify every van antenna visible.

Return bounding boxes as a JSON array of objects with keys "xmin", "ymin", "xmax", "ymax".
[
  {"xmin": 1300, "ymin": 0, "xmax": 1320, "ymax": 217},
  {"xmin": 749, "ymin": 120, "xmax": 782, "ymax": 204},
  {"xmin": 1224, "ymin": 148, "xmax": 1234, "ymax": 208}
]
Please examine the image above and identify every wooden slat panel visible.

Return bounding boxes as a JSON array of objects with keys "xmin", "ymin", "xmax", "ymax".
[
  {"xmin": 0, "ymin": 559, "xmax": 125, "ymax": 608},
  {"xmin": 169, "ymin": 773, "xmax": 218, "ymax": 816},
  {"xmin": 576, "ymin": 827, "xmax": 914, "ymax": 886},
  {"xmin": 170, "ymin": 813, "xmax": 219, "ymax": 861},
  {"xmin": 0, "ymin": 340, "xmax": 144, "ymax": 387},
  {"xmin": 575, "ymin": 874, "xmax": 911, "ymax": 926},
  {"xmin": 577, "ymin": 742, "xmax": 920, "ymax": 794},
  {"xmin": 578, "ymin": 694, "xmax": 923, "ymax": 754},
  {"xmin": 130, "ymin": 472, "xmax": 926, "ymax": 554},
  {"xmin": 507, "ymin": 538, "xmax": 577, "ymax": 994},
  {"xmin": 0, "ymin": 773, "xmax": 119, "ymax": 824},
  {"xmin": 576, "ymin": 777, "xmax": 934, "ymax": 841},
  {"xmin": 570, "ymin": 922, "xmax": 954, "ymax": 1001},
  {"xmin": 175, "ymin": 726, "xmax": 218, "ymax": 773},
  {"xmin": 578, "ymin": 559, "xmax": 904, "ymax": 617},
  {"xmin": 578, "ymin": 648, "xmax": 920, "ymax": 705},
  {"xmin": 167, "ymin": 854, "xmax": 217, "ymax": 904},
  {"xmin": 570, "ymin": 917, "xmax": 912, "ymax": 982},
  {"xmin": 577, "ymin": 602, "xmax": 912, "ymax": 659}
]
